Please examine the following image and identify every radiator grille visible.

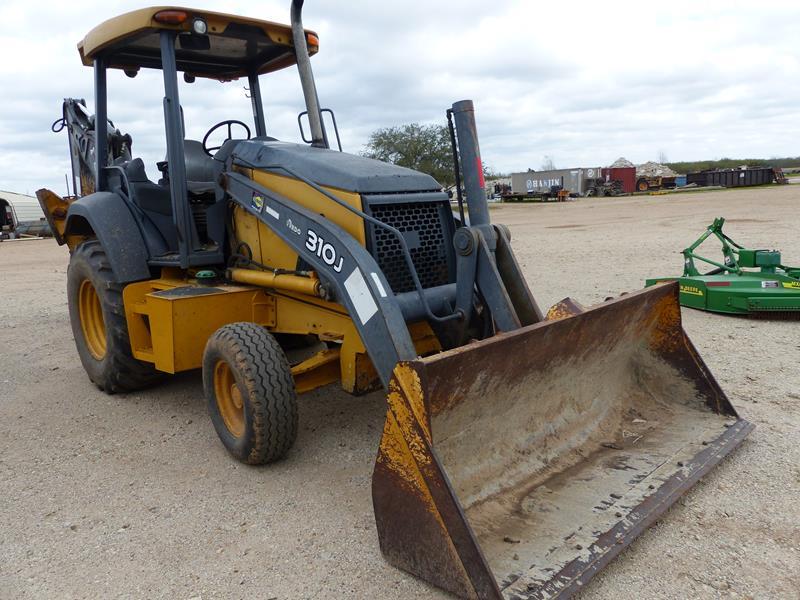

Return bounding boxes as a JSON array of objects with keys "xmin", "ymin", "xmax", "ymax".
[{"xmin": 369, "ymin": 201, "xmax": 452, "ymax": 293}]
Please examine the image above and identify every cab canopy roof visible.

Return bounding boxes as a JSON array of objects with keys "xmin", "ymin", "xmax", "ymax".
[{"xmin": 78, "ymin": 6, "xmax": 319, "ymax": 80}]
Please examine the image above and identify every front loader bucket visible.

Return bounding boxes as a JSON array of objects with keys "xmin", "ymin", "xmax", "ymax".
[{"xmin": 372, "ymin": 282, "xmax": 752, "ymax": 599}]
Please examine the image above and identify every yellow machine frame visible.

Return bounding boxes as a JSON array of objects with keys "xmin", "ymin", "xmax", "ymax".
[
  {"xmin": 42, "ymin": 126, "xmax": 440, "ymax": 399},
  {"xmin": 123, "ymin": 271, "xmax": 440, "ymax": 395}
]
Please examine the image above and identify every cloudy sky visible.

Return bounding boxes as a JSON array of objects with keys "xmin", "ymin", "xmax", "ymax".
[{"xmin": 1, "ymin": 0, "xmax": 799, "ymax": 195}]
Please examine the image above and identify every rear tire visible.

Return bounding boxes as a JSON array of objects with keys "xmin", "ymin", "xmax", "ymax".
[
  {"xmin": 202, "ymin": 323, "xmax": 298, "ymax": 465},
  {"xmin": 67, "ymin": 240, "xmax": 162, "ymax": 393}
]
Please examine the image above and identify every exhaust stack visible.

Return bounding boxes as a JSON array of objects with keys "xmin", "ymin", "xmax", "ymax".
[{"xmin": 290, "ymin": 0, "xmax": 328, "ymax": 148}]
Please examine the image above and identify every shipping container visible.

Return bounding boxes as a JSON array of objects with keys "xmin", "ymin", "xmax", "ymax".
[
  {"xmin": 685, "ymin": 168, "xmax": 773, "ymax": 188},
  {"xmin": 601, "ymin": 167, "xmax": 636, "ymax": 194},
  {"xmin": 511, "ymin": 167, "xmax": 602, "ymax": 196}
]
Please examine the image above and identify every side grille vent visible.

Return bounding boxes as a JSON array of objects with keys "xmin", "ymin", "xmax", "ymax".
[{"xmin": 368, "ymin": 201, "xmax": 453, "ymax": 294}]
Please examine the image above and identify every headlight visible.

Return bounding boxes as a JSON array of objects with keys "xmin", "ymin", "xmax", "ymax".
[{"xmin": 192, "ymin": 18, "xmax": 208, "ymax": 35}]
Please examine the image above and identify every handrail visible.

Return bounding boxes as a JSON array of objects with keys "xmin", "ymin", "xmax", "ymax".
[{"xmin": 298, "ymin": 109, "xmax": 342, "ymax": 151}]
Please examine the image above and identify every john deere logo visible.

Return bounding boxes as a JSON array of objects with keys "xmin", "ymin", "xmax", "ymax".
[
  {"xmin": 251, "ymin": 193, "xmax": 264, "ymax": 212},
  {"xmin": 680, "ymin": 284, "xmax": 704, "ymax": 296}
]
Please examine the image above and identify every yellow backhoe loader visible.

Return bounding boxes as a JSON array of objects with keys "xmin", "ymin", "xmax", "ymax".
[{"xmin": 38, "ymin": 3, "xmax": 752, "ymax": 598}]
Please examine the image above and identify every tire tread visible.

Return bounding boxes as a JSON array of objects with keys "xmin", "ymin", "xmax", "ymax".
[
  {"xmin": 204, "ymin": 323, "xmax": 297, "ymax": 464},
  {"xmin": 68, "ymin": 240, "xmax": 162, "ymax": 393}
]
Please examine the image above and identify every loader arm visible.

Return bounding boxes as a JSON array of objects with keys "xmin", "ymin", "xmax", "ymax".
[
  {"xmin": 224, "ymin": 99, "xmax": 543, "ymax": 385},
  {"xmin": 225, "ymin": 171, "xmax": 418, "ymax": 385},
  {"xmin": 225, "ymin": 149, "xmax": 541, "ymax": 382}
]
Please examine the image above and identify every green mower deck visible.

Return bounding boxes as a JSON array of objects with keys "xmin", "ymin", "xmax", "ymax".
[{"xmin": 646, "ymin": 217, "xmax": 800, "ymax": 317}]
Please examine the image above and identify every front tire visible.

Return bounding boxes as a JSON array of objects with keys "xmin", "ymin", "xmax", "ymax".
[
  {"xmin": 67, "ymin": 240, "xmax": 162, "ymax": 393},
  {"xmin": 202, "ymin": 323, "xmax": 298, "ymax": 465}
]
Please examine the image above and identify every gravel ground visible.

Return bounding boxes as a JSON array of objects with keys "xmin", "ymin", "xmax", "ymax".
[{"xmin": 1, "ymin": 185, "xmax": 798, "ymax": 599}]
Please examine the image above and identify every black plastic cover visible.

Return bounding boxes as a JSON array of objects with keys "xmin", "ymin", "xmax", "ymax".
[{"xmin": 232, "ymin": 140, "xmax": 442, "ymax": 194}]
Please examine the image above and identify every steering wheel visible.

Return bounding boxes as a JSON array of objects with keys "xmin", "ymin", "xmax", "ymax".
[{"xmin": 202, "ymin": 119, "xmax": 251, "ymax": 156}]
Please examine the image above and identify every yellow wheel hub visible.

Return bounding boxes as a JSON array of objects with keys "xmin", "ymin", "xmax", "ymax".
[
  {"xmin": 78, "ymin": 279, "xmax": 106, "ymax": 360},
  {"xmin": 214, "ymin": 360, "xmax": 245, "ymax": 438}
]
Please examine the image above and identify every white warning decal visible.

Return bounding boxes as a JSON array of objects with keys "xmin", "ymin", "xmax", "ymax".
[
  {"xmin": 265, "ymin": 206, "xmax": 279, "ymax": 220},
  {"xmin": 371, "ymin": 272, "xmax": 387, "ymax": 297},
  {"xmin": 344, "ymin": 268, "xmax": 378, "ymax": 325}
]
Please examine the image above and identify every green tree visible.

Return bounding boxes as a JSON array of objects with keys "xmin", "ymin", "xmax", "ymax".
[
  {"xmin": 666, "ymin": 156, "xmax": 800, "ymax": 174},
  {"xmin": 362, "ymin": 123, "xmax": 455, "ymax": 187}
]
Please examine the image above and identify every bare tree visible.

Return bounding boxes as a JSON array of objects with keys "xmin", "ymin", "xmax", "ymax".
[{"xmin": 541, "ymin": 155, "xmax": 556, "ymax": 171}]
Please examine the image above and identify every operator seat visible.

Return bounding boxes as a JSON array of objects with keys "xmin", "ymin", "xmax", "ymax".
[
  {"xmin": 125, "ymin": 158, "xmax": 171, "ymax": 215},
  {"xmin": 183, "ymin": 139, "xmax": 220, "ymax": 195},
  {"xmin": 124, "ymin": 158, "xmax": 178, "ymax": 250},
  {"xmin": 123, "ymin": 140, "xmax": 222, "ymax": 252}
]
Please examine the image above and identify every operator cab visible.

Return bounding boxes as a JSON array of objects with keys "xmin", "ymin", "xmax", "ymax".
[{"xmin": 78, "ymin": 6, "xmax": 323, "ymax": 268}]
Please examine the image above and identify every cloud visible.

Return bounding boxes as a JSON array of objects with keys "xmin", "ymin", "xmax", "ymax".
[{"xmin": 1, "ymin": 0, "xmax": 799, "ymax": 194}]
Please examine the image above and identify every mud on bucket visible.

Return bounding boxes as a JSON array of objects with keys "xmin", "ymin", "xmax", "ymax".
[{"xmin": 372, "ymin": 283, "xmax": 752, "ymax": 599}]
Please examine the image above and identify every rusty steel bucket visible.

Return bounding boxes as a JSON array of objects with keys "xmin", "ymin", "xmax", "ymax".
[{"xmin": 372, "ymin": 283, "xmax": 752, "ymax": 599}]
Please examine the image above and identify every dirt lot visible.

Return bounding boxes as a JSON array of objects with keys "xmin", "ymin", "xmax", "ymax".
[{"xmin": 1, "ymin": 185, "xmax": 798, "ymax": 599}]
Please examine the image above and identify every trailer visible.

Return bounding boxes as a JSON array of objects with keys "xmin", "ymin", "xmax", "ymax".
[
  {"xmin": 502, "ymin": 187, "xmax": 573, "ymax": 202},
  {"xmin": 511, "ymin": 167, "xmax": 602, "ymax": 196}
]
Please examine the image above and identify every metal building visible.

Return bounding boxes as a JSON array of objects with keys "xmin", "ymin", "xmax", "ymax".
[
  {"xmin": 0, "ymin": 190, "xmax": 44, "ymax": 229},
  {"xmin": 0, "ymin": 191, "xmax": 47, "ymax": 235}
]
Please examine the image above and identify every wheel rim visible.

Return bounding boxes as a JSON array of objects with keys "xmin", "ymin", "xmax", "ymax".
[
  {"xmin": 214, "ymin": 360, "xmax": 245, "ymax": 438},
  {"xmin": 78, "ymin": 279, "xmax": 106, "ymax": 360}
]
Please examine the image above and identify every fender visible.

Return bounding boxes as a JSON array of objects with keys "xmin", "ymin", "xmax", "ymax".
[{"xmin": 65, "ymin": 191, "xmax": 152, "ymax": 283}]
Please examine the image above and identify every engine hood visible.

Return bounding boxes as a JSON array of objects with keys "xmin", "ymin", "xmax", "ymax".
[{"xmin": 231, "ymin": 139, "xmax": 442, "ymax": 194}]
